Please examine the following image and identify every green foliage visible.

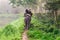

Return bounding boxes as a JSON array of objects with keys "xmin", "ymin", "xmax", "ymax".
[
  {"xmin": 27, "ymin": 16, "xmax": 60, "ymax": 40},
  {"xmin": 0, "ymin": 15, "xmax": 60, "ymax": 40},
  {"xmin": 9, "ymin": 0, "xmax": 37, "ymax": 7},
  {"xmin": 56, "ymin": 37, "xmax": 60, "ymax": 40},
  {"xmin": 28, "ymin": 28, "xmax": 55, "ymax": 40},
  {"xmin": 45, "ymin": 0, "xmax": 60, "ymax": 10},
  {"xmin": 0, "ymin": 17, "xmax": 24, "ymax": 40},
  {"xmin": 2, "ymin": 25, "xmax": 17, "ymax": 36}
]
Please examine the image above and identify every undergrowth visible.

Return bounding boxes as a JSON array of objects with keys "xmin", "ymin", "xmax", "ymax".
[
  {"xmin": 0, "ymin": 17, "xmax": 24, "ymax": 40},
  {"xmin": 27, "ymin": 16, "xmax": 60, "ymax": 40},
  {"xmin": 0, "ymin": 16, "xmax": 60, "ymax": 40}
]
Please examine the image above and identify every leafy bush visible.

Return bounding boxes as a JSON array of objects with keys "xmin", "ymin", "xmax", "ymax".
[
  {"xmin": 0, "ymin": 16, "xmax": 60, "ymax": 40},
  {"xmin": 56, "ymin": 37, "xmax": 60, "ymax": 40},
  {"xmin": 27, "ymin": 17, "xmax": 60, "ymax": 40},
  {"xmin": 0, "ymin": 17, "xmax": 24, "ymax": 40}
]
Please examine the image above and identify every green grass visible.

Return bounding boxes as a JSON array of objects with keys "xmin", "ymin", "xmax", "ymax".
[
  {"xmin": 27, "ymin": 17, "xmax": 60, "ymax": 40},
  {"xmin": 0, "ymin": 17, "xmax": 24, "ymax": 40},
  {"xmin": 0, "ymin": 16, "xmax": 60, "ymax": 40}
]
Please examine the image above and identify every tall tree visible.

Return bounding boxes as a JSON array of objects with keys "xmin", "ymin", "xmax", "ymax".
[
  {"xmin": 9, "ymin": 0, "xmax": 43, "ymax": 13},
  {"xmin": 45, "ymin": 0, "xmax": 60, "ymax": 25}
]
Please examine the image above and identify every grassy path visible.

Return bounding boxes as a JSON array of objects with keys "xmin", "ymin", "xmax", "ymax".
[{"xmin": 22, "ymin": 30, "xmax": 28, "ymax": 40}]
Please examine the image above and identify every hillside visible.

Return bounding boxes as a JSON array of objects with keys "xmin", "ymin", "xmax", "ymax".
[{"xmin": 0, "ymin": 16, "xmax": 60, "ymax": 40}]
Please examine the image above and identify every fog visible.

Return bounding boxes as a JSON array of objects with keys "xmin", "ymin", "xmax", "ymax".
[
  {"xmin": 0, "ymin": 0, "xmax": 25, "ymax": 27},
  {"xmin": 0, "ymin": 0, "xmax": 25, "ymax": 14}
]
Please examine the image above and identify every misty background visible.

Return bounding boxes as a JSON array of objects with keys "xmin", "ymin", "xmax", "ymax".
[
  {"xmin": 0, "ymin": 0, "xmax": 25, "ymax": 14},
  {"xmin": 0, "ymin": 0, "xmax": 24, "ymax": 27}
]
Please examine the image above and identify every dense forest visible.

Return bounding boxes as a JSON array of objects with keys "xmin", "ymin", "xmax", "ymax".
[{"xmin": 0, "ymin": 0, "xmax": 60, "ymax": 40}]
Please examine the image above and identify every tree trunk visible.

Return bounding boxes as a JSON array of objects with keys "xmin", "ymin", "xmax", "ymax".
[
  {"xmin": 54, "ymin": 10, "xmax": 58, "ymax": 26},
  {"xmin": 36, "ymin": 6, "xmax": 40, "ymax": 13}
]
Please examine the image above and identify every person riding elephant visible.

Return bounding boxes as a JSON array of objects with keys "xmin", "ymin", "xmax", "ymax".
[{"xmin": 24, "ymin": 9, "xmax": 33, "ymax": 30}]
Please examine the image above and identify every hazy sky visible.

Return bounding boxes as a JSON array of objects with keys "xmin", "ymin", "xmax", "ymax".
[
  {"xmin": 0, "ymin": 0, "xmax": 10, "ymax": 11},
  {"xmin": 0, "ymin": 0, "xmax": 25, "ymax": 27},
  {"xmin": 0, "ymin": 0, "xmax": 25, "ymax": 13}
]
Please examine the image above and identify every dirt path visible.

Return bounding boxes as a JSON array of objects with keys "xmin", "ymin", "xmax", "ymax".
[{"xmin": 22, "ymin": 30, "xmax": 28, "ymax": 40}]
